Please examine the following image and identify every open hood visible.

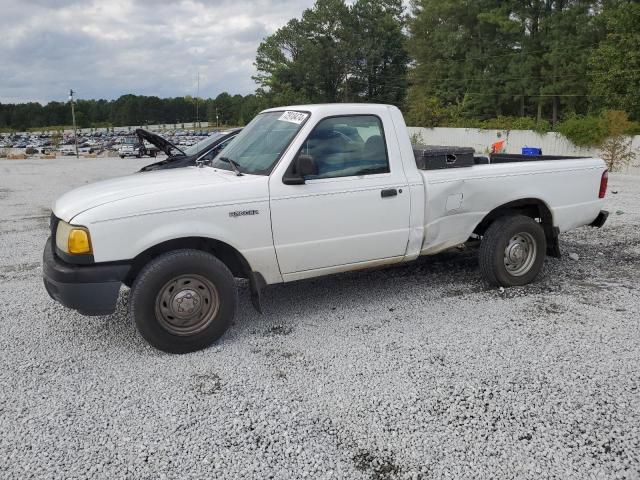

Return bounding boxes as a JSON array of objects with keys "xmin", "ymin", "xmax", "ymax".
[{"xmin": 135, "ymin": 128, "xmax": 185, "ymax": 156}]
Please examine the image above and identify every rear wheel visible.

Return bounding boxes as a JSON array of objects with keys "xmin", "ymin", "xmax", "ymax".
[
  {"xmin": 129, "ymin": 249, "xmax": 237, "ymax": 353},
  {"xmin": 479, "ymin": 215, "xmax": 547, "ymax": 287}
]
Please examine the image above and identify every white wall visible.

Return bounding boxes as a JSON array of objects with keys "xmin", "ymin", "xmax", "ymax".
[{"xmin": 407, "ymin": 126, "xmax": 640, "ymax": 158}]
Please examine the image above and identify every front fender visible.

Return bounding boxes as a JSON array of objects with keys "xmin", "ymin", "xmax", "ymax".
[{"xmin": 73, "ymin": 200, "xmax": 283, "ymax": 284}]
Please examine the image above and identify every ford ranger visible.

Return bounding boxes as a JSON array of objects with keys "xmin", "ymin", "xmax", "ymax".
[{"xmin": 43, "ymin": 104, "xmax": 609, "ymax": 353}]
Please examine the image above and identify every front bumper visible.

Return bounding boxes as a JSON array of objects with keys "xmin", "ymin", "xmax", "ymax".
[{"xmin": 42, "ymin": 238, "xmax": 130, "ymax": 316}]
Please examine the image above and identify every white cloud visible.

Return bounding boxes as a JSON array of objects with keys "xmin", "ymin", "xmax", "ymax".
[{"xmin": 0, "ymin": 0, "xmax": 318, "ymax": 103}]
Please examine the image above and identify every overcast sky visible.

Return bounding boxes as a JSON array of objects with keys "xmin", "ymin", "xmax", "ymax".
[{"xmin": 0, "ymin": 0, "xmax": 324, "ymax": 104}]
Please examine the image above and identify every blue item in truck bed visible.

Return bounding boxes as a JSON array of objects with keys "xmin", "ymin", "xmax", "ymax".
[{"xmin": 522, "ymin": 147, "xmax": 543, "ymax": 156}]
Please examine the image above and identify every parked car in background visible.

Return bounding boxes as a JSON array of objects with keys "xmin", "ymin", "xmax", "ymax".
[
  {"xmin": 139, "ymin": 128, "xmax": 241, "ymax": 172},
  {"xmin": 78, "ymin": 145, "xmax": 96, "ymax": 155},
  {"xmin": 118, "ymin": 134, "xmax": 160, "ymax": 158},
  {"xmin": 60, "ymin": 145, "xmax": 76, "ymax": 156}
]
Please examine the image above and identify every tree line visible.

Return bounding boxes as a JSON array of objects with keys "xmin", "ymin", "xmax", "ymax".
[
  {"xmin": 0, "ymin": 93, "xmax": 263, "ymax": 131},
  {"xmin": 256, "ymin": 0, "xmax": 639, "ymax": 134},
  {"xmin": 1, "ymin": 0, "xmax": 638, "ymax": 140},
  {"xmin": 406, "ymin": 0, "xmax": 639, "ymax": 130}
]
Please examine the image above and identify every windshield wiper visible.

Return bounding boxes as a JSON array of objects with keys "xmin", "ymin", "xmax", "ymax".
[{"xmin": 218, "ymin": 156, "xmax": 244, "ymax": 176}]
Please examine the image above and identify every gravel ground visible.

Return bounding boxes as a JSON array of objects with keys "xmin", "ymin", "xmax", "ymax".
[{"xmin": 0, "ymin": 157, "xmax": 639, "ymax": 480}]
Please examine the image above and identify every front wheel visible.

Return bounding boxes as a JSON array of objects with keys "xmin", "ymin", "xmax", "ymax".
[
  {"xmin": 129, "ymin": 249, "xmax": 237, "ymax": 353},
  {"xmin": 479, "ymin": 215, "xmax": 547, "ymax": 287}
]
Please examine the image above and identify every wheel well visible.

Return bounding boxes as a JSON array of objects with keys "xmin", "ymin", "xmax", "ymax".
[
  {"xmin": 473, "ymin": 199, "xmax": 560, "ymax": 257},
  {"xmin": 474, "ymin": 198, "xmax": 553, "ymax": 235},
  {"xmin": 124, "ymin": 237, "xmax": 251, "ymax": 287}
]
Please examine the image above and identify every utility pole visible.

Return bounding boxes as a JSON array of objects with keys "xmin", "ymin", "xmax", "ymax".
[
  {"xmin": 196, "ymin": 71, "xmax": 200, "ymax": 129},
  {"xmin": 69, "ymin": 89, "xmax": 79, "ymax": 159},
  {"xmin": 216, "ymin": 107, "xmax": 219, "ymax": 128}
]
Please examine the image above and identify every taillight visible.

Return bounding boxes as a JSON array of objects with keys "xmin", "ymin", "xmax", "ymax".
[{"xmin": 599, "ymin": 170, "xmax": 608, "ymax": 199}]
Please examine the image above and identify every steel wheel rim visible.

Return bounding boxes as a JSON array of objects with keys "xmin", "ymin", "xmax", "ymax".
[
  {"xmin": 155, "ymin": 274, "xmax": 219, "ymax": 336},
  {"xmin": 504, "ymin": 232, "xmax": 537, "ymax": 277}
]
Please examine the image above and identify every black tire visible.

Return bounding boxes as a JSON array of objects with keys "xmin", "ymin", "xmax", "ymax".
[
  {"xmin": 479, "ymin": 215, "xmax": 547, "ymax": 287},
  {"xmin": 129, "ymin": 249, "xmax": 237, "ymax": 353}
]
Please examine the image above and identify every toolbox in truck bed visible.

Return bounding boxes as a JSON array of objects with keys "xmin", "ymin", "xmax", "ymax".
[{"xmin": 413, "ymin": 145, "xmax": 476, "ymax": 170}]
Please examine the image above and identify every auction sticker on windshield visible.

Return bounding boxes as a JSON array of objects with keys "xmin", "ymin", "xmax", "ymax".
[{"xmin": 278, "ymin": 111, "xmax": 308, "ymax": 125}]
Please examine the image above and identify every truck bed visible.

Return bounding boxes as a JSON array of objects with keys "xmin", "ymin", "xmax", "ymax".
[
  {"xmin": 412, "ymin": 145, "xmax": 588, "ymax": 170},
  {"xmin": 489, "ymin": 153, "xmax": 588, "ymax": 164},
  {"xmin": 416, "ymin": 155, "xmax": 605, "ymax": 256}
]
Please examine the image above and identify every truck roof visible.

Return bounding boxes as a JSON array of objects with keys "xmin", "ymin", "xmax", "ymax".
[{"xmin": 262, "ymin": 103, "xmax": 397, "ymax": 116}]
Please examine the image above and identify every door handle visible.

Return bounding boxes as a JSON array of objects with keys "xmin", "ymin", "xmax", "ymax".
[{"xmin": 381, "ymin": 188, "xmax": 398, "ymax": 198}]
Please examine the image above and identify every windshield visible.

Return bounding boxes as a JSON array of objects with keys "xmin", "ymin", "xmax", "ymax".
[
  {"xmin": 210, "ymin": 111, "xmax": 309, "ymax": 175},
  {"xmin": 183, "ymin": 132, "xmax": 226, "ymax": 156}
]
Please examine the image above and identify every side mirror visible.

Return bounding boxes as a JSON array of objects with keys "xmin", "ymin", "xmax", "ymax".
[{"xmin": 283, "ymin": 154, "xmax": 318, "ymax": 185}]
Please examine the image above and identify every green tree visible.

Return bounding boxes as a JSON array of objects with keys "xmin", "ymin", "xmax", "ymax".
[
  {"xmin": 254, "ymin": 0, "xmax": 409, "ymax": 107},
  {"xmin": 407, "ymin": 0, "xmax": 602, "ymax": 124},
  {"xmin": 589, "ymin": 0, "xmax": 640, "ymax": 120},
  {"xmin": 408, "ymin": 0, "xmax": 522, "ymax": 119},
  {"xmin": 213, "ymin": 92, "xmax": 235, "ymax": 125},
  {"xmin": 344, "ymin": 0, "xmax": 408, "ymax": 104},
  {"xmin": 254, "ymin": 0, "xmax": 350, "ymax": 105},
  {"xmin": 599, "ymin": 110, "xmax": 637, "ymax": 171},
  {"xmin": 538, "ymin": 1, "xmax": 599, "ymax": 124},
  {"xmin": 0, "ymin": 93, "xmax": 264, "ymax": 132}
]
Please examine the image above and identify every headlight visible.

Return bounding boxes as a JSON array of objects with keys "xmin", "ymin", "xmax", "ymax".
[{"xmin": 56, "ymin": 221, "xmax": 93, "ymax": 255}]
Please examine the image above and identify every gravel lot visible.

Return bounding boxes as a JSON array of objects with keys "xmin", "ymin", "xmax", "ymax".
[{"xmin": 1, "ymin": 156, "xmax": 639, "ymax": 479}]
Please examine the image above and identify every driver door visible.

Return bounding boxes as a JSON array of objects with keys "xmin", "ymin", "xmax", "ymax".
[{"xmin": 269, "ymin": 115, "xmax": 411, "ymax": 279}]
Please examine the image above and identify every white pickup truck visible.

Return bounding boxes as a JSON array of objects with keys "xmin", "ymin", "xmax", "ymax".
[{"xmin": 43, "ymin": 104, "xmax": 609, "ymax": 353}]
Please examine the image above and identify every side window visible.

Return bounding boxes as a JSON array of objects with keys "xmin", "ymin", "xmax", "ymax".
[{"xmin": 297, "ymin": 115, "xmax": 389, "ymax": 180}]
